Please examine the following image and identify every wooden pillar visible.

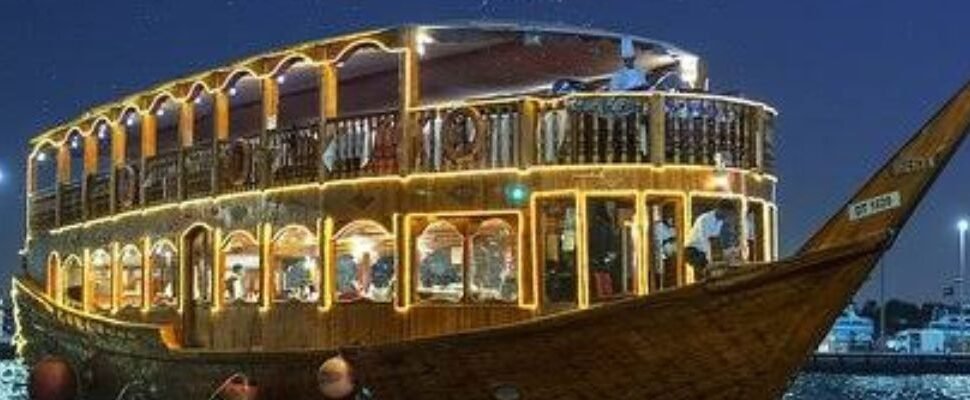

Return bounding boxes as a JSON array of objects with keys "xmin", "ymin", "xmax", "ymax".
[
  {"xmin": 319, "ymin": 62, "xmax": 338, "ymax": 182},
  {"xmin": 83, "ymin": 248, "xmax": 92, "ymax": 313},
  {"xmin": 179, "ymin": 102, "xmax": 195, "ymax": 148},
  {"xmin": 576, "ymin": 194, "xmax": 589, "ymax": 309},
  {"xmin": 519, "ymin": 99, "xmax": 537, "ymax": 168},
  {"xmin": 111, "ymin": 242, "xmax": 121, "ymax": 313},
  {"xmin": 261, "ymin": 78, "xmax": 279, "ymax": 187},
  {"xmin": 212, "ymin": 91, "xmax": 230, "ymax": 193},
  {"xmin": 260, "ymin": 223, "xmax": 272, "ymax": 310},
  {"xmin": 649, "ymin": 94, "xmax": 666, "ymax": 164},
  {"xmin": 109, "ymin": 122, "xmax": 125, "ymax": 214},
  {"xmin": 142, "ymin": 237, "xmax": 152, "ymax": 313},
  {"xmin": 753, "ymin": 108, "xmax": 766, "ymax": 172},
  {"xmin": 212, "ymin": 229, "xmax": 224, "ymax": 312},
  {"xmin": 393, "ymin": 213, "xmax": 408, "ymax": 312},
  {"xmin": 398, "ymin": 28, "xmax": 420, "ymax": 175},
  {"xmin": 321, "ymin": 217, "xmax": 335, "ymax": 311}
]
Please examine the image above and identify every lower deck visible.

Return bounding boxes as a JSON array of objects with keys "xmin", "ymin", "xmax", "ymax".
[{"xmin": 25, "ymin": 166, "xmax": 778, "ymax": 351}]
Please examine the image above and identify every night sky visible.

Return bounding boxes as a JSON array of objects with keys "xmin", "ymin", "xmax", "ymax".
[{"xmin": 2, "ymin": 1, "xmax": 970, "ymax": 304}]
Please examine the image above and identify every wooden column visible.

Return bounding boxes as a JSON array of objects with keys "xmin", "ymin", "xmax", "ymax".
[
  {"xmin": 177, "ymin": 101, "xmax": 194, "ymax": 200},
  {"xmin": 398, "ymin": 28, "xmax": 420, "ymax": 175},
  {"xmin": 649, "ymin": 94, "xmax": 666, "ymax": 164},
  {"xmin": 519, "ymin": 99, "xmax": 537, "ymax": 168},
  {"xmin": 753, "ymin": 108, "xmax": 766, "ymax": 172},
  {"xmin": 212, "ymin": 229, "xmax": 224, "ymax": 311},
  {"xmin": 83, "ymin": 248, "xmax": 92, "ymax": 313},
  {"xmin": 109, "ymin": 122, "xmax": 125, "ymax": 214},
  {"xmin": 111, "ymin": 242, "xmax": 121, "ymax": 313},
  {"xmin": 260, "ymin": 223, "xmax": 272, "ymax": 310},
  {"xmin": 261, "ymin": 78, "xmax": 279, "ymax": 187},
  {"xmin": 212, "ymin": 91, "xmax": 230, "ymax": 193},
  {"xmin": 142, "ymin": 237, "xmax": 152, "ymax": 313},
  {"xmin": 393, "ymin": 213, "xmax": 408, "ymax": 312},
  {"xmin": 140, "ymin": 114, "xmax": 156, "ymax": 206},
  {"xmin": 319, "ymin": 62, "xmax": 338, "ymax": 182}
]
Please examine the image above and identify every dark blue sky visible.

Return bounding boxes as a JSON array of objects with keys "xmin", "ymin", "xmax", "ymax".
[{"xmin": 2, "ymin": 1, "xmax": 969, "ymax": 303}]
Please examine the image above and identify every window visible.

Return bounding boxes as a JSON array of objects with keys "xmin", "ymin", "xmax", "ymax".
[
  {"xmin": 587, "ymin": 198, "xmax": 637, "ymax": 302},
  {"xmin": 150, "ymin": 241, "xmax": 178, "ymax": 307},
  {"xmin": 62, "ymin": 256, "xmax": 83, "ymax": 309},
  {"xmin": 91, "ymin": 249, "xmax": 112, "ymax": 312},
  {"xmin": 222, "ymin": 231, "xmax": 261, "ymax": 304},
  {"xmin": 538, "ymin": 200, "xmax": 577, "ymax": 305},
  {"xmin": 272, "ymin": 226, "xmax": 320, "ymax": 303},
  {"xmin": 469, "ymin": 219, "xmax": 517, "ymax": 302},
  {"xmin": 333, "ymin": 221, "xmax": 395, "ymax": 303},
  {"xmin": 185, "ymin": 227, "xmax": 213, "ymax": 304},
  {"xmin": 120, "ymin": 245, "xmax": 143, "ymax": 309},
  {"xmin": 687, "ymin": 198, "xmax": 742, "ymax": 276},
  {"xmin": 416, "ymin": 221, "xmax": 465, "ymax": 303}
]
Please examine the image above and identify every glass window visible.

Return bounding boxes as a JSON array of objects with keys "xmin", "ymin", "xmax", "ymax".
[
  {"xmin": 91, "ymin": 249, "xmax": 112, "ymax": 312},
  {"xmin": 416, "ymin": 221, "xmax": 465, "ymax": 303},
  {"xmin": 469, "ymin": 219, "xmax": 517, "ymax": 303},
  {"xmin": 120, "ymin": 245, "xmax": 143, "ymax": 309},
  {"xmin": 647, "ymin": 198, "xmax": 681, "ymax": 291},
  {"xmin": 62, "ymin": 256, "xmax": 84, "ymax": 309},
  {"xmin": 222, "ymin": 232, "xmax": 261, "ymax": 304},
  {"xmin": 187, "ymin": 228, "xmax": 213, "ymax": 304},
  {"xmin": 272, "ymin": 226, "xmax": 320, "ymax": 303},
  {"xmin": 539, "ymin": 199, "xmax": 577, "ymax": 305},
  {"xmin": 687, "ymin": 198, "xmax": 742, "ymax": 277},
  {"xmin": 587, "ymin": 198, "xmax": 637, "ymax": 302},
  {"xmin": 333, "ymin": 221, "xmax": 395, "ymax": 303},
  {"xmin": 150, "ymin": 241, "xmax": 178, "ymax": 307}
]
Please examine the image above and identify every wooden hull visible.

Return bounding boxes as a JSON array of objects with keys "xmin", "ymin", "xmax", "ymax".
[{"xmin": 14, "ymin": 236, "xmax": 884, "ymax": 399}]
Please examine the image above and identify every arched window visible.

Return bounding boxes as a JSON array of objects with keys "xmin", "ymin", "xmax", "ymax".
[
  {"xmin": 91, "ymin": 249, "xmax": 113, "ymax": 312},
  {"xmin": 221, "ymin": 231, "xmax": 260, "ymax": 304},
  {"xmin": 153, "ymin": 97, "xmax": 182, "ymax": 155},
  {"xmin": 184, "ymin": 226, "xmax": 214, "ymax": 304},
  {"xmin": 65, "ymin": 129, "xmax": 85, "ymax": 184},
  {"xmin": 276, "ymin": 60, "xmax": 320, "ymax": 127},
  {"xmin": 120, "ymin": 245, "xmax": 143, "ymax": 309},
  {"xmin": 122, "ymin": 109, "xmax": 142, "ymax": 164},
  {"xmin": 227, "ymin": 73, "xmax": 263, "ymax": 140},
  {"xmin": 416, "ymin": 221, "xmax": 464, "ymax": 303},
  {"xmin": 62, "ymin": 255, "xmax": 83, "ymax": 309},
  {"xmin": 31, "ymin": 144, "xmax": 58, "ymax": 195},
  {"xmin": 271, "ymin": 226, "xmax": 320, "ymax": 303},
  {"xmin": 469, "ymin": 219, "xmax": 518, "ymax": 303},
  {"xmin": 333, "ymin": 221, "xmax": 395, "ymax": 303},
  {"xmin": 149, "ymin": 240, "xmax": 178, "ymax": 307},
  {"xmin": 93, "ymin": 121, "xmax": 113, "ymax": 175},
  {"xmin": 190, "ymin": 86, "xmax": 215, "ymax": 146}
]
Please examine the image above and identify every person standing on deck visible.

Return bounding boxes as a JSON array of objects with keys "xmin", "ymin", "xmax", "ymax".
[
  {"xmin": 653, "ymin": 216, "xmax": 677, "ymax": 288},
  {"xmin": 608, "ymin": 36, "xmax": 648, "ymax": 91},
  {"xmin": 685, "ymin": 204, "xmax": 731, "ymax": 278}
]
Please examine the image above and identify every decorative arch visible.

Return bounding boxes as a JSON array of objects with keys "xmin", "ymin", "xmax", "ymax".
[
  {"xmin": 469, "ymin": 218, "xmax": 518, "ymax": 303},
  {"xmin": 181, "ymin": 223, "xmax": 215, "ymax": 307},
  {"xmin": 90, "ymin": 119, "xmax": 114, "ymax": 174},
  {"xmin": 28, "ymin": 141, "xmax": 59, "ymax": 195},
  {"xmin": 119, "ymin": 244, "xmax": 144, "ymax": 309},
  {"xmin": 269, "ymin": 54, "xmax": 316, "ymax": 77},
  {"xmin": 333, "ymin": 220, "xmax": 396, "ymax": 303},
  {"xmin": 221, "ymin": 229, "xmax": 261, "ymax": 304},
  {"xmin": 63, "ymin": 128, "xmax": 86, "ymax": 183},
  {"xmin": 415, "ymin": 220, "xmax": 465, "ymax": 303},
  {"xmin": 220, "ymin": 68, "xmax": 260, "ymax": 91},
  {"xmin": 149, "ymin": 238, "xmax": 178, "ymax": 307},
  {"xmin": 90, "ymin": 248, "xmax": 113, "ymax": 312},
  {"xmin": 271, "ymin": 224, "xmax": 320, "ymax": 303},
  {"xmin": 61, "ymin": 254, "xmax": 84, "ymax": 309},
  {"xmin": 329, "ymin": 38, "xmax": 402, "ymax": 64}
]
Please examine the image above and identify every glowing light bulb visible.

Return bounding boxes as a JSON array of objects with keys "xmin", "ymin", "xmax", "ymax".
[
  {"xmin": 156, "ymin": 109, "xmax": 165, "ymax": 117},
  {"xmin": 194, "ymin": 96, "xmax": 202, "ymax": 105},
  {"xmin": 97, "ymin": 125, "xmax": 107, "ymax": 140},
  {"xmin": 959, "ymin": 219, "xmax": 969, "ymax": 232},
  {"xmin": 36, "ymin": 152, "xmax": 47, "ymax": 162},
  {"xmin": 229, "ymin": 87, "xmax": 238, "ymax": 97},
  {"xmin": 126, "ymin": 116, "xmax": 135, "ymax": 127},
  {"xmin": 276, "ymin": 75, "xmax": 286, "ymax": 84}
]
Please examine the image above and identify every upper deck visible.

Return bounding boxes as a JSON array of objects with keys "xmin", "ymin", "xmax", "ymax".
[{"xmin": 24, "ymin": 22, "xmax": 777, "ymax": 234}]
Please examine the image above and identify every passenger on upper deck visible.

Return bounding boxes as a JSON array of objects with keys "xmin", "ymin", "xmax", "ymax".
[
  {"xmin": 608, "ymin": 36, "xmax": 648, "ymax": 91},
  {"xmin": 649, "ymin": 61, "xmax": 690, "ymax": 92}
]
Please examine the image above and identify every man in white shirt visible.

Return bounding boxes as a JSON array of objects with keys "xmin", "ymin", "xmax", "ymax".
[
  {"xmin": 652, "ymin": 216, "xmax": 677, "ymax": 289},
  {"xmin": 685, "ymin": 204, "xmax": 732, "ymax": 277},
  {"xmin": 608, "ymin": 36, "xmax": 648, "ymax": 91}
]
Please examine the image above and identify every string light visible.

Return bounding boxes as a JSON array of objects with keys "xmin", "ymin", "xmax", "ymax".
[
  {"xmin": 276, "ymin": 74, "xmax": 286, "ymax": 84},
  {"xmin": 229, "ymin": 87, "xmax": 238, "ymax": 97}
]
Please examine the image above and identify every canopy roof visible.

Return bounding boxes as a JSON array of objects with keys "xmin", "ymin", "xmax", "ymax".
[{"xmin": 30, "ymin": 21, "xmax": 703, "ymax": 145}]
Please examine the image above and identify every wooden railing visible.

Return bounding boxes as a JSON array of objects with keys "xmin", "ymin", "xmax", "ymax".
[
  {"xmin": 142, "ymin": 151, "xmax": 179, "ymax": 206},
  {"xmin": 30, "ymin": 92, "xmax": 775, "ymax": 230},
  {"xmin": 58, "ymin": 183, "xmax": 83, "ymax": 226},
  {"xmin": 86, "ymin": 173, "xmax": 112, "ymax": 219},
  {"xmin": 29, "ymin": 189, "xmax": 57, "ymax": 231},
  {"xmin": 217, "ymin": 136, "xmax": 260, "ymax": 193},
  {"xmin": 322, "ymin": 110, "xmax": 399, "ymax": 179},
  {"xmin": 414, "ymin": 100, "xmax": 521, "ymax": 172},
  {"xmin": 183, "ymin": 146, "xmax": 214, "ymax": 199},
  {"xmin": 267, "ymin": 122, "xmax": 320, "ymax": 186}
]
